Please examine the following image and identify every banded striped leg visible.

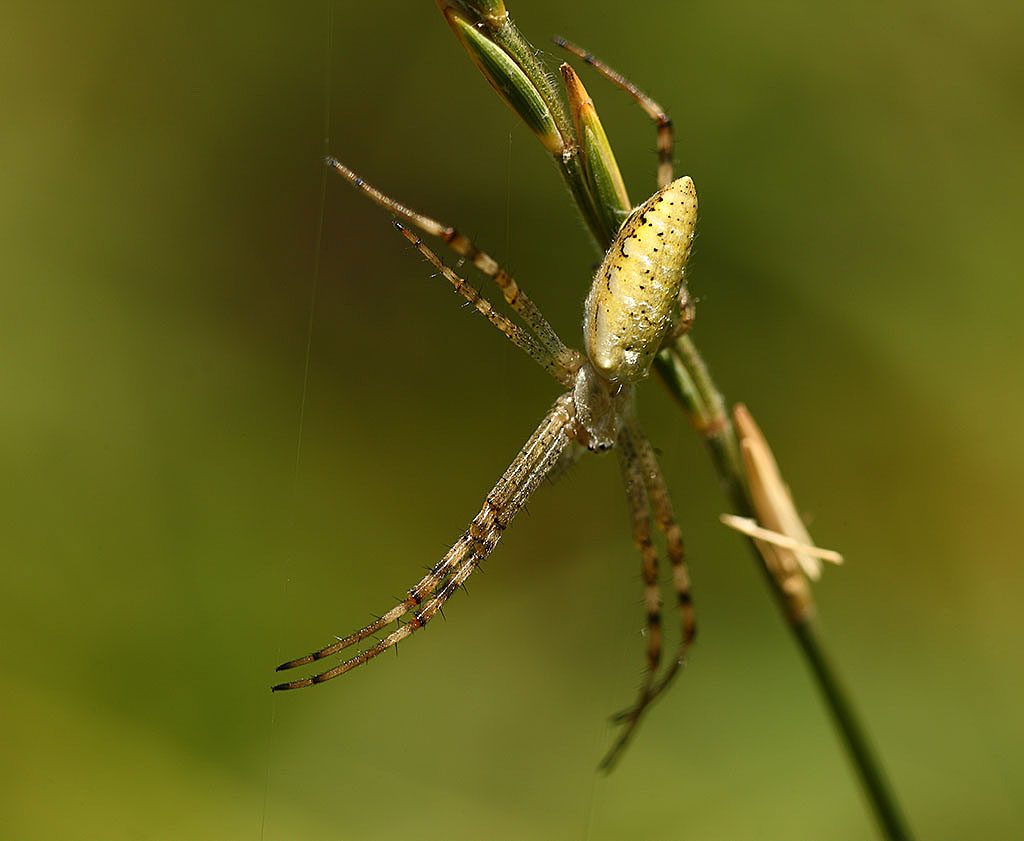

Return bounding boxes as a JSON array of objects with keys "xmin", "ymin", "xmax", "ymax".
[
  {"xmin": 628, "ymin": 426, "xmax": 697, "ymax": 701},
  {"xmin": 395, "ymin": 224, "xmax": 576, "ymax": 387},
  {"xmin": 327, "ymin": 157, "xmax": 580, "ymax": 373},
  {"xmin": 601, "ymin": 421, "xmax": 698, "ymax": 769},
  {"xmin": 601, "ymin": 423, "xmax": 663, "ymax": 770},
  {"xmin": 552, "ymin": 38, "xmax": 675, "ymax": 189},
  {"xmin": 273, "ymin": 394, "xmax": 575, "ymax": 691}
]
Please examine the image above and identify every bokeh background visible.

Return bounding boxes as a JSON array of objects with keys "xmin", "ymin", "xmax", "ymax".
[{"xmin": 3, "ymin": 2, "xmax": 1022, "ymax": 839}]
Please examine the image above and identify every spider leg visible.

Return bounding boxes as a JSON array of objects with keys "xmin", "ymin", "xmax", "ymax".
[
  {"xmin": 552, "ymin": 38, "xmax": 675, "ymax": 189},
  {"xmin": 274, "ymin": 535, "xmax": 473, "ymax": 674},
  {"xmin": 395, "ymin": 224, "xmax": 575, "ymax": 386},
  {"xmin": 632, "ymin": 426, "xmax": 697, "ymax": 700},
  {"xmin": 601, "ymin": 422, "xmax": 697, "ymax": 769},
  {"xmin": 326, "ymin": 157, "xmax": 580, "ymax": 372},
  {"xmin": 600, "ymin": 422, "xmax": 663, "ymax": 770},
  {"xmin": 273, "ymin": 394, "xmax": 575, "ymax": 691}
]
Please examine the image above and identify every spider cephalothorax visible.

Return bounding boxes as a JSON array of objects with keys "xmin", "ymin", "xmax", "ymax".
[{"xmin": 274, "ymin": 42, "xmax": 698, "ymax": 770}]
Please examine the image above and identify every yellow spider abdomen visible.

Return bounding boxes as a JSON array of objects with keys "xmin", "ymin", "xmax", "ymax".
[{"xmin": 583, "ymin": 176, "xmax": 697, "ymax": 382}]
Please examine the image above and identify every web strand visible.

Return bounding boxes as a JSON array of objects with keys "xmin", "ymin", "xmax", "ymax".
[{"xmin": 259, "ymin": 3, "xmax": 335, "ymax": 840}]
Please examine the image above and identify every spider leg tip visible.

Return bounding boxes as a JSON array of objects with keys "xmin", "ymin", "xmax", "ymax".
[{"xmin": 394, "ymin": 222, "xmax": 420, "ymax": 246}]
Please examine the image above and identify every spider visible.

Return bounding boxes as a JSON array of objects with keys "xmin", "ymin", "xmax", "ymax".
[{"xmin": 274, "ymin": 41, "xmax": 700, "ymax": 770}]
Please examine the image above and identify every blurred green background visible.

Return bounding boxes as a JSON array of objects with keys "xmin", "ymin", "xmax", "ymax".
[{"xmin": 3, "ymin": 2, "xmax": 1022, "ymax": 839}]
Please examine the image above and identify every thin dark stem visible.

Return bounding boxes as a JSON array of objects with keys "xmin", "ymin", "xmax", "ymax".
[{"xmin": 792, "ymin": 620, "xmax": 915, "ymax": 841}]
